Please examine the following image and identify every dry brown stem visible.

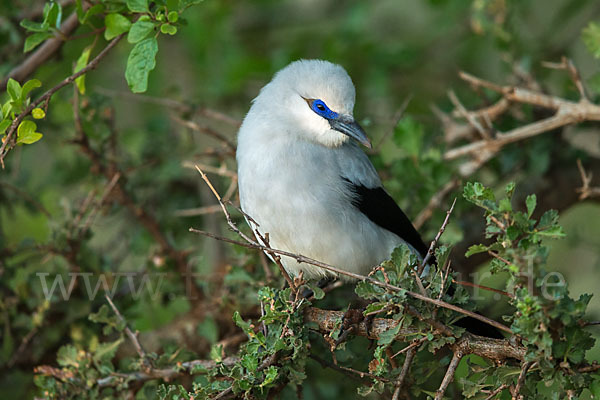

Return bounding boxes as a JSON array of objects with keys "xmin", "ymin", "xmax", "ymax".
[
  {"xmin": 442, "ymin": 60, "xmax": 600, "ymax": 176},
  {"xmin": 576, "ymin": 159, "xmax": 600, "ymax": 200}
]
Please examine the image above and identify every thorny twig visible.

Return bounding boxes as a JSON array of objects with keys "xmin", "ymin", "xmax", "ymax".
[
  {"xmin": 417, "ymin": 198, "xmax": 457, "ymax": 276},
  {"xmin": 413, "ymin": 179, "xmax": 460, "ymax": 230},
  {"xmin": 104, "ymin": 294, "xmax": 151, "ymax": 371},
  {"xmin": 576, "ymin": 159, "xmax": 600, "ymax": 200},
  {"xmin": 189, "ymin": 227, "xmax": 512, "ymax": 334}
]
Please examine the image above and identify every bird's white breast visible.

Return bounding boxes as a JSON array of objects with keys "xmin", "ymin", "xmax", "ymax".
[{"xmin": 236, "ymin": 119, "xmax": 402, "ymax": 279}]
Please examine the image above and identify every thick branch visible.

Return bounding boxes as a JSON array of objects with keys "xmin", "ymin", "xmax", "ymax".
[{"xmin": 304, "ymin": 307, "xmax": 525, "ymax": 361}]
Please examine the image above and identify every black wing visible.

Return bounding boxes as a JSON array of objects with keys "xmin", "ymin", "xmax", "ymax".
[{"xmin": 343, "ymin": 179, "xmax": 429, "ymax": 258}]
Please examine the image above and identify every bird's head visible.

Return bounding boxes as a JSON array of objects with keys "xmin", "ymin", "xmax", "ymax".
[{"xmin": 252, "ymin": 59, "xmax": 371, "ymax": 149}]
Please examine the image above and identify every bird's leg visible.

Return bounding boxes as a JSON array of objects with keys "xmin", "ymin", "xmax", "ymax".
[{"xmin": 335, "ymin": 301, "xmax": 377, "ymax": 347}]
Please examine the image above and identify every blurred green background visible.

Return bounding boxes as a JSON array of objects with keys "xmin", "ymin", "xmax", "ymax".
[{"xmin": 1, "ymin": 0, "xmax": 600, "ymax": 398}]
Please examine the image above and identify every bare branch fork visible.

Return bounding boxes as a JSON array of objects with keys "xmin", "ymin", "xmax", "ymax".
[
  {"xmin": 576, "ymin": 159, "xmax": 600, "ymax": 200},
  {"xmin": 442, "ymin": 57, "xmax": 600, "ymax": 176}
]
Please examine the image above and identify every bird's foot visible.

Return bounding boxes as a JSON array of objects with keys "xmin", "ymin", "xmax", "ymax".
[{"xmin": 335, "ymin": 306, "xmax": 375, "ymax": 347}]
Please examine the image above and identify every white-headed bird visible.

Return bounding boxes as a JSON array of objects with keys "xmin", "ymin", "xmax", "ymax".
[{"xmin": 236, "ymin": 59, "xmax": 429, "ymax": 280}]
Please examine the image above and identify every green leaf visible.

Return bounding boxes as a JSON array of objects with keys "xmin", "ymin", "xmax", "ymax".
[
  {"xmin": 43, "ymin": 2, "xmax": 62, "ymax": 28},
  {"xmin": 538, "ymin": 209, "xmax": 559, "ymax": 230},
  {"xmin": 6, "ymin": 79, "xmax": 22, "ymax": 101},
  {"xmin": 232, "ymin": 311, "xmax": 252, "ymax": 334},
  {"xmin": 74, "ymin": 46, "xmax": 92, "ymax": 94},
  {"xmin": 465, "ymin": 244, "xmax": 488, "ymax": 257},
  {"xmin": 17, "ymin": 120, "xmax": 43, "ymax": 144},
  {"xmin": 394, "ymin": 115, "xmax": 424, "ymax": 157},
  {"xmin": 241, "ymin": 354, "xmax": 258, "ymax": 372},
  {"xmin": 506, "ymin": 225, "xmax": 520, "ymax": 241},
  {"xmin": 583, "ymin": 22, "xmax": 600, "ymax": 59},
  {"xmin": 93, "ymin": 337, "xmax": 123, "ymax": 362},
  {"xmin": 377, "ymin": 323, "xmax": 401, "ymax": 346},
  {"xmin": 160, "ymin": 24, "xmax": 177, "ymax": 35},
  {"xmin": 167, "ymin": 11, "xmax": 179, "ymax": 23},
  {"xmin": 75, "ymin": 0, "xmax": 85, "ymax": 21},
  {"xmin": 20, "ymin": 19, "xmax": 50, "ymax": 32},
  {"xmin": 526, "ymin": 194, "xmax": 536, "ymax": 218},
  {"xmin": 104, "ymin": 13, "xmax": 132, "ymax": 41},
  {"xmin": 261, "ymin": 366, "xmax": 278, "ymax": 386},
  {"xmin": 81, "ymin": 3, "xmax": 105, "ymax": 24},
  {"xmin": 128, "ymin": 20, "xmax": 155, "ymax": 43},
  {"xmin": 209, "ymin": 344, "xmax": 223, "ymax": 362},
  {"xmin": 307, "ymin": 283, "xmax": 324, "ymax": 300},
  {"xmin": 127, "ymin": 0, "xmax": 149, "ymax": 13},
  {"xmin": 125, "ymin": 37, "xmax": 158, "ymax": 93},
  {"xmin": 32, "ymin": 108, "xmax": 45, "ymax": 119},
  {"xmin": 57, "ymin": 344, "xmax": 79, "ymax": 367},
  {"xmin": 24, "ymin": 32, "xmax": 54, "ymax": 52},
  {"xmin": 355, "ymin": 280, "xmax": 385, "ymax": 299},
  {"xmin": 21, "ymin": 79, "xmax": 42, "ymax": 100},
  {"xmin": 0, "ymin": 120, "xmax": 11, "ymax": 135},
  {"xmin": 536, "ymin": 225, "xmax": 566, "ymax": 238}
]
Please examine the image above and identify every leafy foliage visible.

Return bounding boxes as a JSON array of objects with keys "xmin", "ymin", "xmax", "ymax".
[{"xmin": 1, "ymin": 1, "xmax": 600, "ymax": 399}]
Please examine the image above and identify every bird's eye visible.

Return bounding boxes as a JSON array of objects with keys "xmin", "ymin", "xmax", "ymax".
[{"xmin": 308, "ymin": 99, "xmax": 338, "ymax": 120}]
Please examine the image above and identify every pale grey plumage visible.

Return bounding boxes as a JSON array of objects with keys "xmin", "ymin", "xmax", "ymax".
[{"xmin": 236, "ymin": 59, "xmax": 422, "ymax": 280}]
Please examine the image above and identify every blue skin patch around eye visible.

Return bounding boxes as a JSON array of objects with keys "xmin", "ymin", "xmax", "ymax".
[{"xmin": 310, "ymin": 99, "xmax": 339, "ymax": 120}]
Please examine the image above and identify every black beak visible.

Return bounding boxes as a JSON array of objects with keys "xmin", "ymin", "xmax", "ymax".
[{"xmin": 329, "ymin": 115, "xmax": 372, "ymax": 149}]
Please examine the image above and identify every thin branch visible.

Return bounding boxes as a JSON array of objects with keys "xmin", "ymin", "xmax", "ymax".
[
  {"xmin": 511, "ymin": 361, "xmax": 533, "ymax": 400},
  {"xmin": 94, "ymin": 88, "xmax": 242, "ymax": 126},
  {"xmin": 190, "ymin": 227, "xmax": 512, "ymax": 334},
  {"xmin": 172, "ymin": 115, "xmax": 236, "ymax": 153},
  {"xmin": 542, "ymin": 56, "xmax": 588, "ymax": 101},
  {"xmin": 413, "ymin": 179, "xmax": 459, "ymax": 230},
  {"xmin": 484, "ymin": 384, "xmax": 509, "ymax": 400},
  {"xmin": 0, "ymin": 181, "xmax": 51, "ymax": 216},
  {"xmin": 35, "ymin": 357, "xmax": 240, "ymax": 388},
  {"xmin": 310, "ymin": 354, "xmax": 386, "ymax": 382},
  {"xmin": 391, "ymin": 346, "xmax": 417, "ymax": 400},
  {"xmin": 0, "ymin": 33, "xmax": 126, "ymax": 167},
  {"xmin": 434, "ymin": 348, "xmax": 463, "ymax": 400},
  {"xmin": 104, "ymin": 294, "xmax": 149, "ymax": 369},
  {"xmin": 576, "ymin": 159, "xmax": 600, "ymax": 200},
  {"xmin": 448, "ymin": 90, "xmax": 491, "ymax": 139},
  {"xmin": 452, "ymin": 279, "xmax": 514, "ymax": 299},
  {"xmin": 372, "ymin": 94, "xmax": 412, "ymax": 152},
  {"xmin": 417, "ymin": 198, "xmax": 457, "ymax": 275}
]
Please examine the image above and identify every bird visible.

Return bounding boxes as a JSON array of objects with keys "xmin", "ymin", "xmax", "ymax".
[{"xmin": 236, "ymin": 59, "xmax": 430, "ymax": 280}]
